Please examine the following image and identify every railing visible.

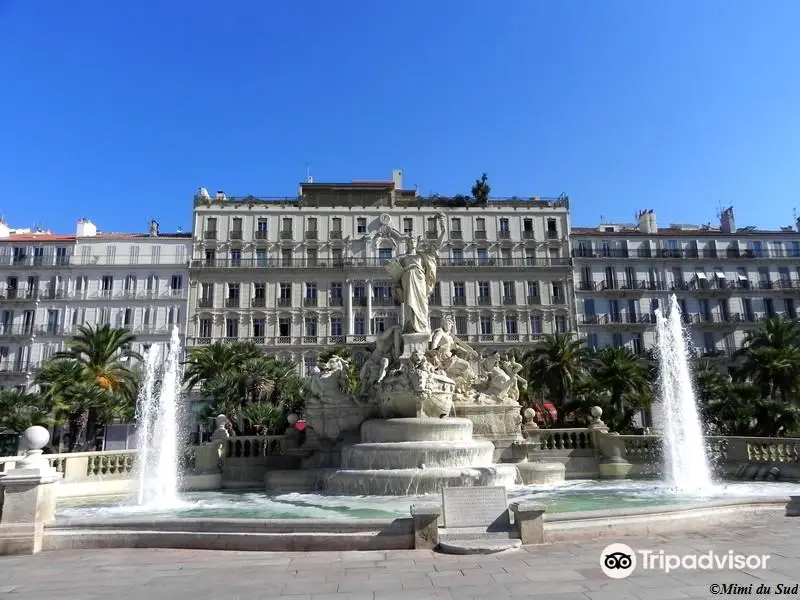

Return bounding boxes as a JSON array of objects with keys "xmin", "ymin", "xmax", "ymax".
[
  {"xmin": 0, "ymin": 449, "xmax": 137, "ymax": 479},
  {"xmin": 573, "ymin": 247, "xmax": 800, "ymax": 261},
  {"xmin": 186, "ymin": 332, "xmax": 550, "ymax": 347},
  {"xmin": 191, "ymin": 257, "xmax": 571, "ymax": 269},
  {"xmin": 538, "ymin": 429, "xmax": 594, "ymax": 450},
  {"xmin": 225, "ymin": 435, "xmax": 284, "ymax": 458}
]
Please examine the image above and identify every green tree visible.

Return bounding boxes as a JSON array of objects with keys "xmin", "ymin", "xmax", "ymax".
[
  {"xmin": 470, "ymin": 173, "xmax": 490, "ymax": 204},
  {"xmin": 38, "ymin": 325, "xmax": 141, "ymax": 450},
  {"xmin": 0, "ymin": 388, "xmax": 57, "ymax": 435},
  {"xmin": 522, "ymin": 334, "xmax": 586, "ymax": 423},
  {"xmin": 589, "ymin": 346, "xmax": 651, "ymax": 415},
  {"xmin": 734, "ymin": 317, "xmax": 800, "ymax": 403}
]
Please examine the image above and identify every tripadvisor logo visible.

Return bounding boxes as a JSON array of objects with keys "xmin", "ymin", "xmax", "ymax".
[{"xmin": 600, "ymin": 543, "xmax": 770, "ymax": 578}]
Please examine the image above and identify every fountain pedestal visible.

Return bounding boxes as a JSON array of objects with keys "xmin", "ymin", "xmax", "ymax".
[
  {"xmin": 324, "ymin": 418, "xmax": 518, "ymax": 495},
  {"xmin": 0, "ymin": 427, "xmax": 62, "ymax": 556}
]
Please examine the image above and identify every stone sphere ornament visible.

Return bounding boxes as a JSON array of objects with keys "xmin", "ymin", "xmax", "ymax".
[
  {"xmin": 287, "ymin": 413, "xmax": 299, "ymax": 426},
  {"xmin": 23, "ymin": 425, "xmax": 50, "ymax": 452}
]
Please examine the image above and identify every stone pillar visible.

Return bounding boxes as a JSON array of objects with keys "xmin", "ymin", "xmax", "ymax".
[
  {"xmin": 346, "ymin": 279, "xmax": 354, "ymax": 336},
  {"xmin": 0, "ymin": 426, "xmax": 62, "ymax": 555},
  {"xmin": 590, "ymin": 407, "xmax": 633, "ymax": 479},
  {"xmin": 786, "ymin": 496, "xmax": 800, "ymax": 517},
  {"xmin": 509, "ymin": 501, "xmax": 546, "ymax": 544},
  {"xmin": 366, "ymin": 280, "xmax": 373, "ymax": 335},
  {"xmin": 410, "ymin": 504, "xmax": 441, "ymax": 550}
]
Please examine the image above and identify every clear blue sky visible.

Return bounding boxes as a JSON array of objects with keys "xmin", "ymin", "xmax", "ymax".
[{"xmin": 2, "ymin": 1, "xmax": 799, "ymax": 234}]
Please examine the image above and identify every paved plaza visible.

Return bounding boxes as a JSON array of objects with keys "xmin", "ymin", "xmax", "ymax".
[{"xmin": 1, "ymin": 512, "xmax": 798, "ymax": 599}]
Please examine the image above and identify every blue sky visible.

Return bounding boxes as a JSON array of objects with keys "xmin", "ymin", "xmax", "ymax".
[{"xmin": 1, "ymin": 1, "xmax": 799, "ymax": 234}]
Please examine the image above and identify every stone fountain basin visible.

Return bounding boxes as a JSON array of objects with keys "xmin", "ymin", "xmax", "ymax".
[
  {"xmin": 360, "ymin": 418, "xmax": 474, "ymax": 443},
  {"xmin": 43, "ymin": 497, "xmax": 789, "ymax": 553},
  {"xmin": 340, "ymin": 440, "xmax": 495, "ymax": 470}
]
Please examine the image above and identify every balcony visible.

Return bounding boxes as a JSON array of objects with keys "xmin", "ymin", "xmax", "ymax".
[
  {"xmin": 502, "ymin": 295, "xmax": 516, "ymax": 305},
  {"xmin": 330, "ymin": 230, "xmax": 343, "ymax": 240},
  {"xmin": 198, "ymin": 298, "xmax": 213, "ymax": 308},
  {"xmin": 450, "ymin": 230, "xmax": 463, "ymax": 240},
  {"xmin": 255, "ymin": 230, "xmax": 269, "ymax": 240},
  {"xmin": 279, "ymin": 230, "xmax": 293, "ymax": 240},
  {"xmin": 498, "ymin": 230, "xmax": 511, "ymax": 240},
  {"xmin": 190, "ymin": 256, "xmax": 571, "ymax": 270},
  {"xmin": 477, "ymin": 296, "xmax": 492, "ymax": 306},
  {"xmin": 251, "ymin": 297, "xmax": 266, "ymax": 308},
  {"xmin": 571, "ymin": 248, "xmax": 629, "ymax": 259},
  {"xmin": 229, "ymin": 230, "xmax": 243, "ymax": 241},
  {"xmin": 305, "ymin": 230, "xmax": 318, "ymax": 241},
  {"xmin": 352, "ymin": 296, "xmax": 367, "ymax": 307},
  {"xmin": 204, "ymin": 230, "xmax": 217, "ymax": 240},
  {"xmin": 523, "ymin": 230, "xmax": 535, "ymax": 240},
  {"xmin": 576, "ymin": 281, "xmax": 595, "ymax": 292},
  {"xmin": 2, "ymin": 289, "xmax": 39, "ymax": 302},
  {"xmin": 776, "ymin": 279, "xmax": 800, "ymax": 293},
  {"xmin": 429, "ymin": 295, "xmax": 442, "ymax": 306},
  {"xmin": 474, "ymin": 230, "xmax": 487, "ymax": 240},
  {"xmin": 452, "ymin": 296, "xmax": 467, "ymax": 306},
  {"xmin": 373, "ymin": 297, "xmax": 395, "ymax": 306},
  {"xmin": 277, "ymin": 298, "xmax": 292, "ymax": 307},
  {"xmin": 527, "ymin": 295, "xmax": 540, "ymax": 305},
  {"xmin": 329, "ymin": 296, "xmax": 344, "ymax": 307},
  {"xmin": 441, "ymin": 257, "xmax": 569, "ymax": 268},
  {"xmin": 303, "ymin": 297, "xmax": 318, "ymax": 307},
  {"xmin": 546, "ymin": 230, "xmax": 559, "ymax": 240},
  {"xmin": 0, "ymin": 325, "xmax": 35, "ymax": 337},
  {"xmin": 691, "ymin": 280, "xmax": 735, "ymax": 296},
  {"xmin": 425, "ymin": 230, "xmax": 438, "ymax": 240},
  {"xmin": 225, "ymin": 298, "xmax": 240, "ymax": 308}
]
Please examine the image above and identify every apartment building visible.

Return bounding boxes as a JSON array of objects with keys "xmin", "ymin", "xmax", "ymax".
[
  {"xmin": 0, "ymin": 218, "xmax": 191, "ymax": 389},
  {"xmin": 187, "ymin": 170, "xmax": 574, "ymax": 374},
  {"xmin": 572, "ymin": 207, "xmax": 800, "ymax": 366}
]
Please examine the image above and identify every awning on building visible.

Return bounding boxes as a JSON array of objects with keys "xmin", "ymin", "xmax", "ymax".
[
  {"xmin": 737, "ymin": 273, "xmax": 748, "ymax": 282},
  {"xmin": 695, "ymin": 270, "xmax": 707, "ymax": 280},
  {"xmin": 715, "ymin": 270, "xmax": 726, "ymax": 280}
]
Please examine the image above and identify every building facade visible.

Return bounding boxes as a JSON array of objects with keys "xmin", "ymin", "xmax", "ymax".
[
  {"xmin": 187, "ymin": 170, "xmax": 574, "ymax": 374},
  {"xmin": 0, "ymin": 218, "xmax": 191, "ymax": 389},
  {"xmin": 572, "ymin": 208, "xmax": 800, "ymax": 368}
]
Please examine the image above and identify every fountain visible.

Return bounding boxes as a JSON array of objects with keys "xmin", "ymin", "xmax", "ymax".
[
  {"xmin": 132, "ymin": 326, "xmax": 184, "ymax": 507},
  {"xmin": 302, "ymin": 215, "xmax": 557, "ymax": 495},
  {"xmin": 655, "ymin": 294, "xmax": 713, "ymax": 492}
]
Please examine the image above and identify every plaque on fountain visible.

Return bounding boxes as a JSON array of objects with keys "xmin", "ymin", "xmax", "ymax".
[{"xmin": 441, "ymin": 486, "xmax": 510, "ymax": 529}]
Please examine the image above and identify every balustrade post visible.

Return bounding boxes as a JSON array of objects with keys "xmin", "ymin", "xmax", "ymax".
[{"xmin": 0, "ymin": 426, "xmax": 63, "ymax": 555}]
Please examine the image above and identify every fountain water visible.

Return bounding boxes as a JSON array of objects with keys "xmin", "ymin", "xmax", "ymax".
[
  {"xmin": 132, "ymin": 326, "xmax": 184, "ymax": 507},
  {"xmin": 655, "ymin": 294, "xmax": 713, "ymax": 492}
]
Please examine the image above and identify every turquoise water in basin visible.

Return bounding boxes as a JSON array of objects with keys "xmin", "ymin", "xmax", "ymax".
[{"xmin": 55, "ymin": 479, "xmax": 800, "ymax": 522}]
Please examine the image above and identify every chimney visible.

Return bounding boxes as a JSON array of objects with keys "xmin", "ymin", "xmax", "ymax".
[
  {"xmin": 76, "ymin": 219, "xmax": 97, "ymax": 237},
  {"xmin": 149, "ymin": 220, "xmax": 159, "ymax": 237},
  {"xmin": 637, "ymin": 209, "xmax": 657, "ymax": 234},
  {"xmin": 392, "ymin": 169, "xmax": 404, "ymax": 190},
  {"xmin": 720, "ymin": 207, "xmax": 736, "ymax": 233}
]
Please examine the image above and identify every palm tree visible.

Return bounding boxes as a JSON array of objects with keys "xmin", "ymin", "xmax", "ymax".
[
  {"xmin": 182, "ymin": 341, "xmax": 262, "ymax": 390},
  {"xmin": 0, "ymin": 388, "xmax": 57, "ymax": 435},
  {"xmin": 589, "ymin": 346, "xmax": 651, "ymax": 414},
  {"xmin": 523, "ymin": 334, "xmax": 586, "ymax": 421},
  {"xmin": 38, "ymin": 325, "xmax": 141, "ymax": 450},
  {"xmin": 735, "ymin": 317, "xmax": 800, "ymax": 403}
]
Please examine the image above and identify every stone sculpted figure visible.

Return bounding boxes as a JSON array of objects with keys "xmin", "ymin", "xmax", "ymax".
[
  {"xmin": 428, "ymin": 314, "xmax": 478, "ymax": 392},
  {"xmin": 308, "ymin": 355, "xmax": 352, "ymax": 404},
  {"xmin": 479, "ymin": 352, "xmax": 516, "ymax": 403},
  {"xmin": 386, "ymin": 214, "xmax": 446, "ymax": 334},
  {"xmin": 500, "ymin": 353, "xmax": 527, "ymax": 405}
]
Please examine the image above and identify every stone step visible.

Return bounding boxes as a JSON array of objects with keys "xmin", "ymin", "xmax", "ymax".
[{"xmin": 438, "ymin": 538, "xmax": 522, "ymax": 555}]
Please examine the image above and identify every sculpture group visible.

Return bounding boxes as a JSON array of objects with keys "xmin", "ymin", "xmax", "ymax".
[{"xmin": 305, "ymin": 215, "xmax": 528, "ymax": 441}]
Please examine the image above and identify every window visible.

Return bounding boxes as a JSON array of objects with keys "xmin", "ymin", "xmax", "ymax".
[
  {"xmin": 98, "ymin": 308, "xmax": 110, "ymax": 327},
  {"xmin": 764, "ymin": 298, "xmax": 775, "ymax": 318},
  {"xmin": 586, "ymin": 333, "xmax": 598, "ymax": 351},
  {"xmin": 378, "ymin": 248, "xmax": 393, "ymax": 262},
  {"xmin": 167, "ymin": 307, "xmax": 176, "ymax": 325},
  {"xmin": 201, "ymin": 282, "xmax": 213, "ymax": 301},
  {"xmin": 253, "ymin": 318, "xmax": 266, "ymax": 338},
  {"xmin": 332, "ymin": 248, "xmax": 343, "ymax": 264},
  {"xmin": 170, "ymin": 275, "xmax": 183, "ymax": 292},
  {"xmin": 455, "ymin": 315, "xmax": 468, "ymax": 335},
  {"xmin": 231, "ymin": 217, "xmax": 243, "ymax": 234},
  {"xmin": 555, "ymin": 315, "xmax": 567, "ymax": 333},
  {"xmin": 279, "ymin": 283, "xmax": 292, "ymax": 305},
  {"xmin": 256, "ymin": 248, "xmax": 267, "ymax": 266},
  {"xmin": 505, "ymin": 315, "xmax": 518, "ymax": 335},
  {"xmin": 198, "ymin": 318, "xmax": 212, "ymax": 338},
  {"xmin": 230, "ymin": 249, "xmax": 241, "ymax": 266},
  {"xmin": 499, "ymin": 218, "xmax": 510, "ymax": 233},
  {"xmin": 479, "ymin": 315, "xmax": 493, "ymax": 335},
  {"xmin": 354, "ymin": 315, "xmax": 365, "ymax": 335},
  {"xmin": 256, "ymin": 218, "xmax": 268, "ymax": 236},
  {"xmin": 477, "ymin": 248, "xmax": 489, "ymax": 265},
  {"xmin": 306, "ymin": 282, "xmax": 318, "ymax": 300},
  {"xmin": 306, "ymin": 248, "xmax": 318, "ymax": 266},
  {"xmin": 123, "ymin": 308, "xmax": 133, "ymax": 327},
  {"xmin": 372, "ymin": 316, "xmax": 387, "ymax": 334},
  {"xmin": 625, "ymin": 266, "xmax": 635, "ymax": 287},
  {"xmin": 478, "ymin": 281, "xmax": 490, "ymax": 301},
  {"xmin": 500, "ymin": 248, "xmax": 512, "ymax": 265},
  {"xmin": 282, "ymin": 217, "xmax": 292, "ymax": 232},
  {"xmin": 452, "ymin": 281, "xmax": 465, "ymax": 304},
  {"xmin": 146, "ymin": 274, "xmax": 157, "ymax": 293},
  {"xmin": 530, "ymin": 315, "xmax": 542, "ymax": 334},
  {"xmin": 56, "ymin": 247, "xmax": 68, "ymax": 265},
  {"xmin": 475, "ymin": 218, "xmax": 485, "ymax": 232},
  {"xmin": 357, "ymin": 218, "xmax": 367, "ymax": 234},
  {"xmin": 523, "ymin": 218, "xmax": 533, "ymax": 237},
  {"xmin": 46, "ymin": 309, "xmax": 59, "ymax": 334},
  {"xmin": 451, "ymin": 248, "xmax": 464, "ymax": 263},
  {"xmin": 281, "ymin": 248, "xmax": 292, "ymax": 266},
  {"xmin": 124, "ymin": 275, "xmax": 136, "ymax": 293},
  {"xmin": 551, "ymin": 281, "xmax": 562, "ymax": 302},
  {"xmin": 330, "ymin": 282, "xmax": 343, "ymax": 304},
  {"xmin": 225, "ymin": 318, "xmax": 239, "ymax": 339},
  {"xmin": 612, "ymin": 333, "xmax": 623, "ymax": 347},
  {"xmin": 204, "ymin": 249, "xmax": 216, "ymax": 265},
  {"xmin": 525, "ymin": 250, "xmax": 537, "ymax": 266},
  {"xmin": 527, "ymin": 281, "xmax": 540, "ymax": 300},
  {"xmin": 450, "ymin": 218, "xmax": 461, "ymax": 236},
  {"xmin": 304, "ymin": 316, "xmax": 318, "ymax": 337},
  {"xmin": 303, "ymin": 356, "xmax": 317, "ymax": 376},
  {"xmin": 228, "ymin": 283, "xmax": 240, "ymax": 300},
  {"xmin": 129, "ymin": 245, "xmax": 140, "ymax": 264},
  {"xmin": 331, "ymin": 316, "xmax": 343, "ymax": 336},
  {"xmin": 546, "ymin": 218, "xmax": 558, "ymax": 239},
  {"xmin": 427, "ymin": 217, "xmax": 437, "ymax": 233},
  {"xmin": 429, "ymin": 315, "xmax": 442, "ymax": 330},
  {"xmin": 402, "ymin": 218, "xmax": 413, "ymax": 234},
  {"xmin": 502, "ymin": 281, "xmax": 515, "ymax": 302},
  {"xmin": 278, "ymin": 317, "xmax": 291, "ymax": 337},
  {"xmin": 758, "ymin": 267, "xmax": 771, "ymax": 285},
  {"xmin": 584, "ymin": 298, "xmax": 596, "ymax": 316},
  {"xmin": 101, "ymin": 275, "xmax": 113, "ymax": 295},
  {"xmin": 331, "ymin": 217, "xmax": 342, "ymax": 233},
  {"xmin": 307, "ymin": 217, "xmax": 317, "ymax": 232}
]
